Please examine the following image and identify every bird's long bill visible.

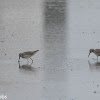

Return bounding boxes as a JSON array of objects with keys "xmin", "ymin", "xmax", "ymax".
[
  {"xmin": 18, "ymin": 55, "xmax": 20, "ymax": 62},
  {"xmin": 88, "ymin": 52, "xmax": 90, "ymax": 58},
  {"xmin": 19, "ymin": 55, "xmax": 20, "ymax": 60}
]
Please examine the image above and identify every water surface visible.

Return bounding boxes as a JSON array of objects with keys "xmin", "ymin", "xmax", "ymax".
[{"xmin": 0, "ymin": 0, "xmax": 100, "ymax": 100}]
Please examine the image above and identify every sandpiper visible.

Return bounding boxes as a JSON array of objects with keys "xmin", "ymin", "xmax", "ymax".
[
  {"xmin": 18, "ymin": 50, "xmax": 39, "ymax": 63},
  {"xmin": 88, "ymin": 49, "xmax": 100, "ymax": 60}
]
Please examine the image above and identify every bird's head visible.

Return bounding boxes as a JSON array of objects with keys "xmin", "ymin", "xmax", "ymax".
[
  {"xmin": 88, "ymin": 49, "xmax": 94, "ymax": 57},
  {"xmin": 19, "ymin": 53, "xmax": 23, "ymax": 60}
]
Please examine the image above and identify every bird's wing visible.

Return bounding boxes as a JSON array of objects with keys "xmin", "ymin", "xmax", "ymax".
[
  {"xmin": 23, "ymin": 51, "xmax": 33, "ymax": 55},
  {"xmin": 95, "ymin": 49, "xmax": 100, "ymax": 53}
]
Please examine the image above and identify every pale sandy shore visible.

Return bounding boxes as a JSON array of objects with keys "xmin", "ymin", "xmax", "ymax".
[{"xmin": 0, "ymin": 0, "xmax": 100, "ymax": 100}]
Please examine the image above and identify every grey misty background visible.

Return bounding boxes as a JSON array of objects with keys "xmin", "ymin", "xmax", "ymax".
[{"xmin": 0, "ymin": 0, "xmax": 100, "ymax": 100}]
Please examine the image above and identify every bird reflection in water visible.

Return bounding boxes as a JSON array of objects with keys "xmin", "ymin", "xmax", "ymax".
[
  {"xmin": 88, "ymin": 60, "xmax": 100, "ymax": 71},
  {"xmin": 19, "ymin": 62, "xmax": 36, "ymax": 72}
]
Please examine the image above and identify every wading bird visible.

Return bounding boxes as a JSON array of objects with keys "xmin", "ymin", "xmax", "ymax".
[
  {"xmin": 88, "ymin": 49, "xmax": 100, "ymax": 60},
  {"xmin": 18, "ymin": 50, "xmax": 39, "ymax": 63}
]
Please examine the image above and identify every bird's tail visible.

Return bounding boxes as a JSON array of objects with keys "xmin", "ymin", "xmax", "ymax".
[{"xmin": 33, "ymin": 50, "xmax": 39, "ymax": 55}]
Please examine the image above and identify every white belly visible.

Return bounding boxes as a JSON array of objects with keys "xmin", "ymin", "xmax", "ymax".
[{"xmin": 22, "ymin": 55, "xmax": 32, "ymax": 59}]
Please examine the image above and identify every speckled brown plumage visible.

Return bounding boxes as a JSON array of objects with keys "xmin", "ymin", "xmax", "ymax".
[{"xmin": 18, "ymin": 50, "xmax": 39, "ymax": 62}]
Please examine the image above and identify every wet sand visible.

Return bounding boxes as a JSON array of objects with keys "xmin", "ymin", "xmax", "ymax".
[{"xmin": 0, "ymin": 0, "xmax": 100, "ymax": 100}]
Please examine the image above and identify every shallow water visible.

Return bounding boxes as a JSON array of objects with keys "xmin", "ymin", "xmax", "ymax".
[{"xmin": 0, "ymin": 0, "xmax": 100, "ymax": 100}]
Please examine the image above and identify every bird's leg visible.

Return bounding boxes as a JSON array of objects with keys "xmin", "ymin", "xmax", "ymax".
[
  {"xmin": 30, "ymin": 62, "xmax": 33, "ymax": 65},
  {"xmin": 97, "ymin": 56, "xmax": 98, "ymax": 61},
  {"xmin": 88, "ymin": 60, "xmax": 91, "ymax": 68},
  {"xmin": 30, "ymin": 58, "xmax": 33, "ymax": 63},
  {"xmin": 27, "ymin": 59, "xmax": 29, "ymax": 63}
]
